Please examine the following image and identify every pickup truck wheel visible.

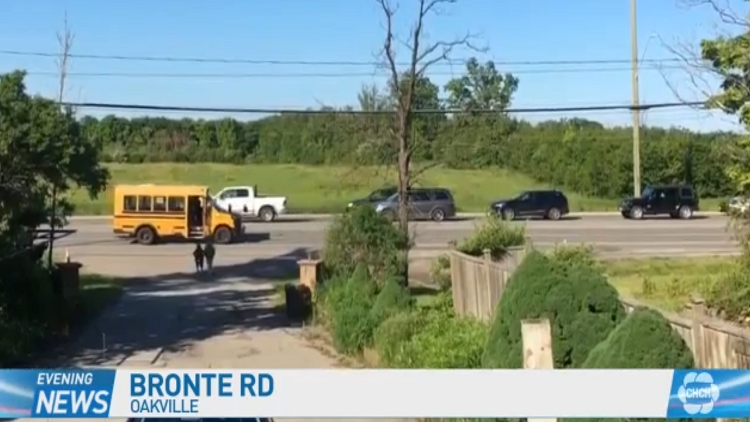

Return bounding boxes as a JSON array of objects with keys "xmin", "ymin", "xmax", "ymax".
[
  {"xmin": 135, "ymin": 225, "xmax": 157, "ymax": 245},
  {"xmin": 213, "ymin": 225, "xmax": 233, "ymax": 244},
  {"xmin": 258, "ymin": 206, "xmax": 276, "ymax": 222},
  {"xmin": 678, "ymin": 205, "xmax": 693, "ymax": 220}
]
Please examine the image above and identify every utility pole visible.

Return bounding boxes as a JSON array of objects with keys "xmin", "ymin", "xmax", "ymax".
[{"xmin": 630, "ymin": 0, "xmax": 642, "ymax": 197}]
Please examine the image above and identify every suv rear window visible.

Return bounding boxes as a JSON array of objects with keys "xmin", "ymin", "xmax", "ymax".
[{"xmin": 680, "ymin": 188, "xmax": 694, "ymax": 198}]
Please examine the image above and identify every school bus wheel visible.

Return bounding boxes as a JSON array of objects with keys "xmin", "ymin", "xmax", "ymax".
[
  {"xmin": 135, "ymin": 225, "xmax": 157, "ymax": 245},
  {"xmin": 213, "ymin": 225, "xmax": 233, "ymax": 244}
]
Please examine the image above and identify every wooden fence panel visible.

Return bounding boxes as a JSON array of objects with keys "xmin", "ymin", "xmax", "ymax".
[{"xmin": 450, "ymin": 247, "xmax": 526, "ymax": 321}]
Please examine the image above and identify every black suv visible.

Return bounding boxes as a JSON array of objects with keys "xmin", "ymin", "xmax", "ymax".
[
  {"xmin": 490, "ymin": 190, "xmax": 570, "ymax": 221},
  {"xmin": 619, "ymin": 185, "xmax": 699, "ymax": 220}
]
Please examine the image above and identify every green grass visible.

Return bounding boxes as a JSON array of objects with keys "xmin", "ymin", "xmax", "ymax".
[
  {"xmin": 66, "ymin": 163, "xmax": 723, "ymax": 215},
  {"xmin": 603, "ymin": 257, "xmax": 735, "ymax": 312}
]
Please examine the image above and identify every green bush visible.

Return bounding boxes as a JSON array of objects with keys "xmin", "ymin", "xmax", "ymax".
[
  {"xmin": 313, "ymin": 273, "xmax": 349, "ymax": 327},
  {"xmin": 328, "ymin": 265, "xmax": 379, "ymax": 354},
  {"xmin": 483, "ymin": 251, "xmax": 626, "ymax": 369},
  {"xmin": 369, "ymin": 278, "xmax": 414, "ymax": 324},
  {"xmin": 391, "ymin": 309, "xmax": 488, "ymax": 368},
  {"xmin": 571, "ymin": 308, "xmax": 694, "ymax": 422},
  {"xmin": 322, "ymin": 205, "xmax": 409, "ymax": 283},
  {"xmin": 548, "ymin": 243, "xmax": 600, "ymax": 270},
  {"xmin": 457, "ymin": 215, "xmax": 525, "ymax": 260},
  {"xmin": 430, "ymin": 254, "xmax": 452, "ymax": 291},
  {"xmin": 373, "ymin": 311, "xmax": 427, "ymax": 367},
  {"xmin": 706, "ymin": 262, "xmax": 750, "ymax": 322},
  {"xmin": 584, "ymin": 308, "xmax": 694, "ymax": 369}
]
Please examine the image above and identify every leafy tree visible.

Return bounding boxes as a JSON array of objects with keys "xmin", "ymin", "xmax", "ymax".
[
  {"xmin": 445, "ymin": 58, "xmax": 519, "ymax": 113},
  {"xmin": 0, "ymin": 71, "xmax": 109, "ymax": 243}
]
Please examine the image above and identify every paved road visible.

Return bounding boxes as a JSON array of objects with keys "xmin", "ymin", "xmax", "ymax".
[{"xmin": 54, "ymin": 215, "xmax": 737, "ymax": 275}]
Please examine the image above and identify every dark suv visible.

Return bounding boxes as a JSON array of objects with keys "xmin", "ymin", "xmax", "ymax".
[
  {"xmin": 374, "ymin": 188, "xmax": 457, "ymax": 222},
  {"xmin": 490, "ymin": 190, "xmax": 570, "ymax": 220},
  {"xmin": 619, "ymin": 185, "xmax": 699, "ymax": 220}
]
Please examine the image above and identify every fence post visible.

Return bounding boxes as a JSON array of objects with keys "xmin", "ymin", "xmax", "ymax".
[
  {"xmin": 690, "ymin": 297, "xmax": 707, "ymax": 368},
  {"xmin": 522, "ymin": 318, "xmax": 557, "ymax": 422},
  {"xmin": 482, "ymin": 249, "xmax": 493, "ymax": 320}
]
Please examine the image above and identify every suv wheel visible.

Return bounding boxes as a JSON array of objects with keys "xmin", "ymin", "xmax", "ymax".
[
  {"xmin": 678, "ymin": 205, "xmax": 693, "ymax": 220},
  {"xmin": 546, "ymin": 207, "xmax": 562, "ymax": 221},
  {"xmin": 630, "ymin": 206, "xmax": 644, "ymax": 220},
  {"xmin": 430, "ymin": 208, "xmax": 446, "ymax": 222},
  {"xmin": 501, "ymin": 208, "xmax": 516, "ymax": 221}
]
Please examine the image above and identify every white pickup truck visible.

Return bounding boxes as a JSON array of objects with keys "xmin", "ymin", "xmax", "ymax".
[{"xmin": 212, "ymin": 185, "xmax": 287, "ymax": 222}]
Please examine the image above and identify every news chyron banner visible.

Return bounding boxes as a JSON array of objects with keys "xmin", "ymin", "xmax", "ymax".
[{"xmin": 0, "ymin": 369, "xmax": 749, "ymax": 419}]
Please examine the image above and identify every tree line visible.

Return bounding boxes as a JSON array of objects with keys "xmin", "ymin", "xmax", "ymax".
[{"xmin": 82, "ymin": 112, "xmax": 737, "ymax": 200}]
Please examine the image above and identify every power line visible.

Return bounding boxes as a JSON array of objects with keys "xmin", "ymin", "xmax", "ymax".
[
  {"xmin": 0, "ymin": 49, "xmax": 684, "ymax": 67},
  {"xmin": 63, "ymin": 100, "xmax": 705, "ymax": 114},
  {"xmin": 15, "ymin": 65, "xmax": 684, "ymax": 79}
]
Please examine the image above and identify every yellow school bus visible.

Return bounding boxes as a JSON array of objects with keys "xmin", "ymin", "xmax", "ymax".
[{"xmin": 112, "ymin": 184, "xmax": 243, "ymax": 245}]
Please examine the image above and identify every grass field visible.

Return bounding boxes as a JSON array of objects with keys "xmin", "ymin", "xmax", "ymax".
[
  {"xmin": 67, "ymin": 163, "xmax": 722, "ymax": 215},
  {"xmin": 604, "ymin": 256, "xmax": 734, "ymax": 312}
]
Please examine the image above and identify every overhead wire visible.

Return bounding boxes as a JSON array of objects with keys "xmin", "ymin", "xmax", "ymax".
[
  {"xmin": 63, "ymin": 100, "xmax": 706, "ymax": 114},
  {"xmin": 15, "ymin": 65, "xmax": 684, "ymax": 79},
  {"xmin": 0, "ymin": 49, "xmax": 684, "ymax": 67}
]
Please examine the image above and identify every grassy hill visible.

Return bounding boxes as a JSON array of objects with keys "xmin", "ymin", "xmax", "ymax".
[{"xmin": 67, "ymin": 163, "xmax": 719, "ymax": 215}]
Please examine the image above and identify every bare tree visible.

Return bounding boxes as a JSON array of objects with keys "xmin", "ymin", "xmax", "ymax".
[
  {"xmin": 48, "ymin": 13, "xmax": 74, "ymax": 268},
  {"xmin": 375, "ymin": 0, "xmax": 483, "ymax": 277}
]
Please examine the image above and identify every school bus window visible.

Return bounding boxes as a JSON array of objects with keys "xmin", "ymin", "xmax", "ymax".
[
  {"xmin": 138, "ymin": 196, "xmax": 152, "ymax": 212},
  {"xmin": 153, "ymin": 196, "xmax": 167, "ymax": 212},
  {"xmin": 123, "ymin": 195, "xmax": 137, "ymax": 212},
  {"xmin": 168, "ymin": 196, "xmax": 185, "ymax": 212}
]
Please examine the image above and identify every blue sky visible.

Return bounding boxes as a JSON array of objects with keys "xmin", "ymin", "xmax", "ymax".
[{"xmin": 0, "ymin": 0, "xmax": 746, "ymax": 131}]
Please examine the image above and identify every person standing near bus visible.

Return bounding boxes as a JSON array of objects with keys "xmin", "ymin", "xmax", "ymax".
[
  {"xmin": 193, "ymin": 243, "xmax": 205, "ymax": 273},
  {"xmin": 204, "ymin": 240, "xmax": 216, "ymax": 275}
]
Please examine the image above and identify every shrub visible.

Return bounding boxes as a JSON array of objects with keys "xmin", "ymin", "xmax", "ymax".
[
  {"xmin": 369, "ymin": 278, "xmax": 414, "ymax": 324},
  {"xmin": 483, "ymin": 251, "xmax": 625, "ymax": 369},
  {"xmin": 322, "ymin": 205, "xmax": 409, "ymax": 284},
  {"xmin": 457, "ymin": 215, "xmax": 525, "ymax": 260},
  {"xmin": 583, "ymin": 308, "xmax": 694, "ymax": 369},
  {"xmin": 313, "ymin": 273, "xmax": 348, "ymax": 327},
  {"xmin": 430, "ymin": 254, "xmax": 452, "ymax": 291},
  {"xmin": 706, "ymin": 262, "xmax": 750, "ymax": 322},
  {"xmin": 548, "ymin": 243, "xmax": 599, "ymax": 270},
  {"xmin": 391, "ymin": 310, "xmax": 488, "ymax": 368},
  {"xmin": 373, "ymin": 311, "xmax": 427, "ymax": 367},
  {"xmin": 571, "ymin": 309, "xmax": 694, "ymax": 422},
  {"xmin": 328, "ymin": 265, "xmax": 379, "ymax": 354}
]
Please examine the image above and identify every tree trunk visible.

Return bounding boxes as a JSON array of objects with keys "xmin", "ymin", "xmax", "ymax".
[{"xmin": 396, "ymin": 112, "xmax": 411, "ymax": 285}]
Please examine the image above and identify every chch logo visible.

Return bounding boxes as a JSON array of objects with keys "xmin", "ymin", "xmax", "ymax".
[{"xmin": 677, "ymin": 372, "xmax": 720, "ymax": 415}]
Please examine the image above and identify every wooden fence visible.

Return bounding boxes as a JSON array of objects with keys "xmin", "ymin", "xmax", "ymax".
[
  {"xmin": 449, "ymin": 246, "xmax": 528, "ymax": 321},
  {"xmin": 450, "ymin": 250, "xmax": 750, "ymax": 369}
]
